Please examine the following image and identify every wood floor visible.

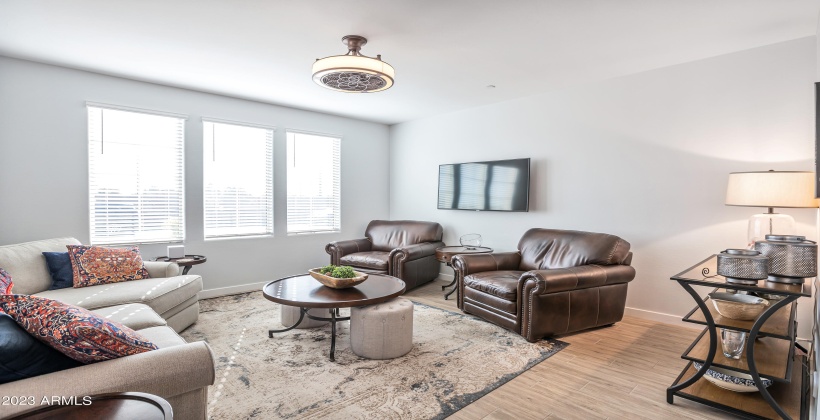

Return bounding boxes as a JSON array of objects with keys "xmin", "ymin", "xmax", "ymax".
[{"xmin": 405, "ymin": 279, "xmax": 737, "ymax": 420}]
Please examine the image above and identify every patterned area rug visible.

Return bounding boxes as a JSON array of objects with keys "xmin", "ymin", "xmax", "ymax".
[{"xmin": 181, "ymin": 292, "xmax": 567, "ymax": 419}]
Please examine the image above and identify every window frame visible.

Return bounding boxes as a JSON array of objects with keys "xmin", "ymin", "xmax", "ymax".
[
  {"xmin": 86, "ymin": 102, "xmax": 187, "ymax": 245},
  {"xmin": 201, "ymin": 117, "xmax": 275, "ymax": 240},
  {"xmin": 285, "ymin": 129, "xmax": 342, "ymax": 236}
]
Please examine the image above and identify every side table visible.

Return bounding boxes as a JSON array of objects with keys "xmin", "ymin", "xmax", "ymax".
[
  {"xmin": 9, "ymin": 392, "xmax": 172, "ymax": 420},
  {"xmin": 666, "ymin": 255, "xmax": 810, "ymax": 419},
  {"xmin": 154, "ymin": 255, "xmax": 206, "ymax": 275},
  {"xmin": 435, "ymin": 246, "xmax": 493, "ymax": 300}
]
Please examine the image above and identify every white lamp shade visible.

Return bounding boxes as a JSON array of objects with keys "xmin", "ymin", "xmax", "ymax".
[{"xmin": 725, "ymin": 171, "xmax": 819, "ymax": 208}]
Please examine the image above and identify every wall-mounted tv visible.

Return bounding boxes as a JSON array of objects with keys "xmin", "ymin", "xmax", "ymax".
[{"xmin": 438, "ymin": 158, "xmax": 530, "ymax": 212}]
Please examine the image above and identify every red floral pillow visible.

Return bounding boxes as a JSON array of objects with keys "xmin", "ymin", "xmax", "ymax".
[
  {"xmin": 0, "ymin": 295, "xmax": 157, "ymax": 363},
  {"xmin": 66, "ymin": 245, "xmax": 150, "ymax": 288},
  {"xmin": 0, "ymin": 268, "xmax": 12, "ymax": 295}
]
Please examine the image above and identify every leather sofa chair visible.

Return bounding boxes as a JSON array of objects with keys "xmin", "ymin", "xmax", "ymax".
[
  {"xmin": 452, "ymin": 228, "xmax": 635, "ymax": 342},
  {"xmin": 326, "ymin": 220, "xmax": 444, "ymax": 290}
]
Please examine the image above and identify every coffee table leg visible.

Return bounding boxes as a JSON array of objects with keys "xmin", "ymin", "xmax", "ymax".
[
  {"xmin": 329, "ymin": 309, "xmax": 337, "ymax": 362},
  {"xmin": 268, "ymin": 307, "xmax": 306, "ymax": 338}
]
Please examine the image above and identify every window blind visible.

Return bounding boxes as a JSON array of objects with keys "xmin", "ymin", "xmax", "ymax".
[
  {"xmin": 203, "ymin": 121, "xmax": 274, "ymax": 239},
  {"xmin": 87, "ymin": 106, "xmax": 185, "ymax": 245},
  {"xmin": 286, "ymin": 132, "xmax": 341, "ymax": 234}
]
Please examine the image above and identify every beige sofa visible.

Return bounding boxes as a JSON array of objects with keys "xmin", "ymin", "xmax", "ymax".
[{"xmin": 0, "ymin": 238, "xmax": 214, "ymax": 419}]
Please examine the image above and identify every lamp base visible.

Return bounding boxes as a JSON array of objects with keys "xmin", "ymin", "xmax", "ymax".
[{"xmin": 747, "ymin": 212, "xmax": 795, "ymax": 248}]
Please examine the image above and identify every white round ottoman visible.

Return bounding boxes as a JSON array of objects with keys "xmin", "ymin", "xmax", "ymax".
[
  {"xmin": 280, "ymin": 305, "xmax": 329, "ymax": 329},
  {"xmin": 350, "ymin": 297, "xmax": 414, "ymax": 359}
]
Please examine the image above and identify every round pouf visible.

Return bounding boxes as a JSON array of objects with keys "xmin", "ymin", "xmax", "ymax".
[
  {"xmin": 350, "ymin": 297, "xmax": 414, "ymax": 359},
  {"xmin": 280, "ymin": 305, "xmax": 329, "ymax": 329}
]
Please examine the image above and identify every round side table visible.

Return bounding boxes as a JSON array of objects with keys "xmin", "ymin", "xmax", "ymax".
[
  {"xmin": 153, "ymin": 255, "xmax": 206, "ymax": 275},
  {"xmin": 435, "ymin": 246, "xmax": 493, "ymax": 300}
]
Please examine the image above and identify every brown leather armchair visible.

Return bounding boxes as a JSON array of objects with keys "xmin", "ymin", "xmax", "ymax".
[
  {"xmin": 326, "ymin": 220, "xmax": 444, "ymax": 290},
  {"xmin": 452, "ymin": 228, "xmax": 635, "ymax": 342}
]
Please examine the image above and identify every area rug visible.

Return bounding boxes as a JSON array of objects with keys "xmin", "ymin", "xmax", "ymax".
[{"xmin": 181, "ymin": 292, "xmax": 567, "ymax": 420}]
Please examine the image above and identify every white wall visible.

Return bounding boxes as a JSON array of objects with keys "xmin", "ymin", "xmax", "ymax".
[
  {"xmin": 0, "ymin": 56, "xmax": 390, "ymax": 291},
  {"xmin": 390, "ymin": 37, "xmax": 817, "ymax": 337}
]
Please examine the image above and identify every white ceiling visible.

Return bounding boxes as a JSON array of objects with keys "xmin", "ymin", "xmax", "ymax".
[{"xmin": 0, "ymin": 1, "xmax": 817, "ymax": 125}]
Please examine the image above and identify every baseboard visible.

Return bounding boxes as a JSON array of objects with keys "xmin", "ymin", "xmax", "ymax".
[
  {"xmin": 623, "ymin": 307, "xmax": 701, "ymax": 330},
  {"xmin": 199, "ymin": 281, "xmax": 270, "ymax": 299},
  {"xmin": 438, "ymin": 272, "xmax": 454, "ymax": 281}
]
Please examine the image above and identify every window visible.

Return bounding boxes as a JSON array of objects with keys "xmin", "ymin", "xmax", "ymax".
[
  {"xmin": 203, "ymin": 120, "xmax": 273, "ymax": 239},
  {"xmin": 87, "ymin": 104, "xmax": 185, "ymax": 245},
  {"xmin": 287, "ymin": 131, "xmax": 341, "ymax": 234}
]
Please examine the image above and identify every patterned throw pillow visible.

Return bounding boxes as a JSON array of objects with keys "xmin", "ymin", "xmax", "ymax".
[
  {"xmin": 0, "ymin": 268, "xmax": 12, "ymax": 295},
  {"xmin": 0, "ymin": 295, "xmax": 157, "ymax": 363},
  {"xmin": 66, "ymin": 245, "xmax": 150, "ymax": 288}
]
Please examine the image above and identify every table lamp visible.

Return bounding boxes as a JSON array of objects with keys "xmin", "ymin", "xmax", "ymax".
[{"xmin": 725, "ymin": 170, "xmax": 819, "ymax": 248}]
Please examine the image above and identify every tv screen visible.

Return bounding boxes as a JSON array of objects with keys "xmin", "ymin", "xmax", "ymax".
[{"xmin": 438, "ymin": 158, "xmax": 530, "ymax": 212}]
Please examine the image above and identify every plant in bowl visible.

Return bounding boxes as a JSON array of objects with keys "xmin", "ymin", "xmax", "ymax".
[{"xmin": 309, "ymin": 265, "xmax": 369, "ymax": 289}]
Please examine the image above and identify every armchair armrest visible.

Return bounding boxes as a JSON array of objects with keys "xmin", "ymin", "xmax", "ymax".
[
  {"xmin": 390, "ymin": 241, "xmax": 445, "ymax": 264},
  {"xmin": 451, "ymin": 252, "xmax": 522, "ymax": 278},
  {"xmin": 0, "ymin": 341, "xmax": 215, "ymax": 417},
  {"xmin": 520, "ymin": 264, "xmax": 636, "ymax": 295},
  {"xmin": 142, "ymin": 261, "xmax": 181, "ymax": 278},
  {"xmin": 325, "ymin": 238, "xmax": 372, "ymax": 265}
]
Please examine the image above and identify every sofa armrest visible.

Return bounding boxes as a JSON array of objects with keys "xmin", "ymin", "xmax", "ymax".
[
  {"xmin": 325, "ymin": 239, "xmax": 372, "ymax": 265},
  {"xmin": 390, "ymin": 241, "xmax": 444, "ymax": 264},
  {"xmin": 520, "ymin": 264, "xmax": 636, "ymax": 295},
  {"xmin": 451, "ymin": 252, "xmax": 522, "ymax": 278},
  {"xmin": 143, "ymin": 261, "xmax": 181, "ymax": 278},
  {"xmin": 0, "ymin": 341, "xmax": 215, "ymax": 417}
]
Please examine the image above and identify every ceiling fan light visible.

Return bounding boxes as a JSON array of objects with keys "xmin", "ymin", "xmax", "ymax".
[{"xmin": 312, "ymin": 36, "xmax": 395, "ymax": 93}]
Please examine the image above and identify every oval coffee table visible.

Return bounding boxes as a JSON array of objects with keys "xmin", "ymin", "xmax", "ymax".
[{"xmin": 263, "ymin": 274, "xmax": 406, "ymax": 361}]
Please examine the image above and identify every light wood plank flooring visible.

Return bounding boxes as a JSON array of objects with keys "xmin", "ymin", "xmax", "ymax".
[{"xmin": 405, "ymin": 279, "xmax": 736, "ymax": 420}]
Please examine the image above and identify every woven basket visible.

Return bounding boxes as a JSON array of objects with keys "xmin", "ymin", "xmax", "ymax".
[
  {"xmin": 709, "ymin": 292, "xmax": 769, "ymax": 321},
  {"xmin": 308, "ymin": 268, "xmax": 369, "ymax": 289}
]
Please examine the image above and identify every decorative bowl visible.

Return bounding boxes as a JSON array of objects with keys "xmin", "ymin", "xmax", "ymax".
[
  {"xmin": 693, "ymin": 362, "xmax": 772, "ymax": 392},
  {"xmin": 308, "ymin": 268, "xmax": 368, "ymax": 289},
  {"xmin": 459, "ymin": 233, "xmax": 482, "ymax": 249},
  {"xmin": 708, "ymin": 292, "xmax": 769, "ymax": 321},
  {"xmin": 753, "ymin": 292, "xmax": 785, "ymax": 302}
]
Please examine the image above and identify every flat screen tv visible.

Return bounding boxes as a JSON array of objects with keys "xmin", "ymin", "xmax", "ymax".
[{"xmin": 438, "ymin": 158, "xmax": 530, "ymax": 212}]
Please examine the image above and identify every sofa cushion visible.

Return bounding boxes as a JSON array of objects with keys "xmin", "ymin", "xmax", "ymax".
[
  {"xmin": 0, "ymin": 238, "xmax": 82, "ymax": 295},
  {"xmin": 0, "ymin": 268, "xmax": 12, "ymax": 295},
  {"xmin": 340, "ymin": 251, "xmax": 390, "ymax": 271},
  {"xmin": 136, "ymin": 326, "xmax": 188, "ymax": 349},
  {"xmin": 91, "ymin": 303, "xmax": 167, "ymax": 331},
  {"xmin": 42, "ymin": 252, "xmax": 74, "ymax": 290},
  {"xmin": 365, "ymin": 220, "xmax": 443, "ymax": 252},
  {"xmin": 0, "ymin": 295, "xmax": 157, "ymax": 364},
  {"xmin": 0, "ymin": 313, "xmax": 81, "ymax": 384},
  {"xmin": 35, "ymin": 275, "xmax": 202, "ymax": 316},
  {"xmin": 67, "ymin": 245, "xmax": 150, "ymax": 288},
  {"xmin": 517, "ymin": 228, "xmax": 631, "ymax": 271},
  {"xmin": 464, "ymin": 270, "xmax": 524, "ymax": 301}
]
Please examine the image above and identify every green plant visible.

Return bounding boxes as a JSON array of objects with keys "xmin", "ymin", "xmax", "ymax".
[
  {"xmin": 316, "ymin": 264, "xmax": 357, "ymax": 278},
  {"xmin": 331, "ymin": 266, "xmax": 356, "ymax": 279}
]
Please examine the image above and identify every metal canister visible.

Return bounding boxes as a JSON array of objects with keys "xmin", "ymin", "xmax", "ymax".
[
  {"xmin": 716, "ymin": 249, "xmax": 770, "ymax": 285},
  {"xmin": 754, "ymin": 235, "xmax": 817, "ymax": 284}
]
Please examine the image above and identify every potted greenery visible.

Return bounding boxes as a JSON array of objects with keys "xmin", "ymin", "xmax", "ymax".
[{"xmin": 308, "ymin": 264, "xmax": 369, "ymax": 289}]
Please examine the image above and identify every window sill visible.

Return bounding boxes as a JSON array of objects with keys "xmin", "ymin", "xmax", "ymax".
[
  {"xmin": 287, "ymin": 230, "xmax": 340, "ymax": 237},
  {"xmin": 204, "ymin": 234, "xmax": 273, "ymax": 242}
]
